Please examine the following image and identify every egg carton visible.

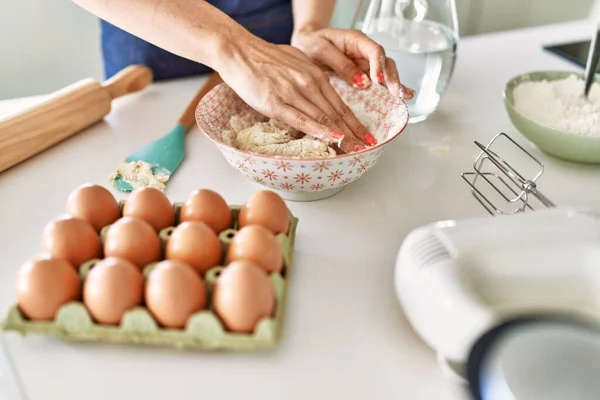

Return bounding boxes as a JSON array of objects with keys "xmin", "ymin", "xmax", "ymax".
[{"xmin": 0, "ymin": 203, "xmax": 298, "ymax": 351}]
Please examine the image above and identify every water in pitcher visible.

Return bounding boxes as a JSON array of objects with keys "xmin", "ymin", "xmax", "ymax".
[{"xmin": 367, "ymin": 18, "xmax": 457, "ymax": 123}]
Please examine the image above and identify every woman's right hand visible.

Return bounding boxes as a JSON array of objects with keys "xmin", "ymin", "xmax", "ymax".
[{"xmin": 215, "ymin": 34, "xmax": 377, "ymax": 153}]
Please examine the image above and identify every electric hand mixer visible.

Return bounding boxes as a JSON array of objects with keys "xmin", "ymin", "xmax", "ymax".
[{"xmin": 394, "ymin": 132, "xmax": 600, "ymax": 383}]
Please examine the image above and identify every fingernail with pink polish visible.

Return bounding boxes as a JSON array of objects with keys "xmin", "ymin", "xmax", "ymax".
[
  {"xmin": 331, "ymin": 131, "xmax": 344, "ymax": 139},
  {"xmin": 376, "ymin": 71, "xmax": 384, "ymax": 85},
  {"xmin": 365, "ymin": 134, "xmax": 377, "ymax": 146},
  {"xmin": 353, "ymin": 73, "xmax": 371, "ymax": 89},
  {"xmin": 354, "ymin": 144, "xmax": 366, "ymax": 152}
]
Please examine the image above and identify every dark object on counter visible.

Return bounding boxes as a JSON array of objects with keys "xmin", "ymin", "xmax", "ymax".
[
  {"xmin": 543, "ymin": 40, "xmax": 592, "ymax": 69},
  {"xmin": 584, "ymin": 24, "xmax": 600, "ymax": 98},
  {"xmin": 467, "ymin": 314, "xmax": 600, "ymax": 400}
]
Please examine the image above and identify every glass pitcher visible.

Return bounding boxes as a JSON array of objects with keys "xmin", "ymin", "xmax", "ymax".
[{"xmin": 352, "ymin": 0, "xmax": 459, "ymax": 123}]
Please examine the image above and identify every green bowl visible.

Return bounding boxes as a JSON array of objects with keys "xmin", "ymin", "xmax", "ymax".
[{"xmin": 504, "ymin": 70, "xmax": 600, "ymax": 164}]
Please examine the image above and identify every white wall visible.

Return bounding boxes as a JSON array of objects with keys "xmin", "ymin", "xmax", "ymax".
[
  {"xmin": 473, "ymin": 0, "xmax": 594, "ymax": 34},
  {"xmin": 588, "ymin": 0, "xmax": 600, "ymax": 20},
  {"xmin": 0, "ymin": 0, "xmax": 103, "ymax": 100},
  {"xmin": 0, "ymin": 0, "xmax": 595, "ymax": 101}
]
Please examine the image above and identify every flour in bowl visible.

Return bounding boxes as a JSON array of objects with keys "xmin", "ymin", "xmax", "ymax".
[
  {"xmin": 224, "ymin": 101, "xmax": 383, "ymax": 158},
  {"xmin": 227, "ymin": 114, "xmax": 337, "ymax": 158},
  {"xmin": 512, "ymin": 75, "xmax": 600, "ymax": 137}
]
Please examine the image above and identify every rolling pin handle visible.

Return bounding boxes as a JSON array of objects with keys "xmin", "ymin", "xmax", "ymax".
[{"xmin": 102, "ymin": 64, "xmax": 154, "ymax": 99}]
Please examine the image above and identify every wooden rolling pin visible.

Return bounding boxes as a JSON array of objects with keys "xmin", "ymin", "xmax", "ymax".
[{"xmin": 0, "ymin": 64, "xmax": 154, "ymax": 173}]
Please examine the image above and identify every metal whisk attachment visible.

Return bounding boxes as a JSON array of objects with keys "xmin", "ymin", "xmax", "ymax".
[{"xmin": 461, "ymin": 133, "xmax": 555, "ymax": 216}]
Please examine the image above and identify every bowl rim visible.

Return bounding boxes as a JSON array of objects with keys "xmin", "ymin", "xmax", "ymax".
[
  {"xmin": 194, "ymin": 86, "xmax": 409, "ymax": 162},
  {"xmin": 502, "ymin": 70, "xmax": 600, "ymax": 142}
]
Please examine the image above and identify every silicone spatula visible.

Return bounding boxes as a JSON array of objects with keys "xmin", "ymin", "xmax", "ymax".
[{"xmin": 112, "ymin": 72, "xmax": 222, "ymax": 192}]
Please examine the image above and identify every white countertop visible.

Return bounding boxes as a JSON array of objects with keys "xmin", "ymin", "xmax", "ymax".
[{"xmin": 1, "ymin": 19, "xmax": 599, "ymax": 400}]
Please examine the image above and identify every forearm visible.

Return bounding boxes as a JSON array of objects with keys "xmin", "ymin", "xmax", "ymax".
[
  {"xmin": 72, "ymin": 0, "xmax": 252, "ymax": 70},
  {"xmin": 292, "ymin": 0, "xmax": 337, "ymax": 33}
]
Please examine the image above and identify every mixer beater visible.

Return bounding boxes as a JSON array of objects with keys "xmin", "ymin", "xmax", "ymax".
[{"xmin": 461, "ymin": 132, "xmax": 556, "ymax": 216}]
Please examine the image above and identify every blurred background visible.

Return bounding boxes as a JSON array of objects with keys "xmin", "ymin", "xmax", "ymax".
[{"xmin": 0, "ymin": 0, "xmax": 597, "ymax": 100}]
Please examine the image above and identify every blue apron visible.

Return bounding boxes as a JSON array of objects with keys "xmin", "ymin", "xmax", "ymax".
[{"xmin": 100, "ymin": 0, "xmax": 294, "ymax": 80}]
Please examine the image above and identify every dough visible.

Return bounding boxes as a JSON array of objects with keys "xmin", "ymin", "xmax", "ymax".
[
  {"xmin": 230, "ymin": 116, "xmax": 336, "ymax": 158},
  {"xmin": 109, "ymin": 161, "xmax": 169, "ymax": 192}
]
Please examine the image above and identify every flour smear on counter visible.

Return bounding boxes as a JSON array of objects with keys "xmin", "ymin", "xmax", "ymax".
[
  {"xmin": 513, "ymin": 75, "xmax": 600, "ymax": 137},
  {"xmin": 109, "ymin": 161, "xmax": 169, "ymax": 192}
]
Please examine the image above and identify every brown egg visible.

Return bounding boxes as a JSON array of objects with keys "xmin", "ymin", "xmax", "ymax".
[
  {"xmin": 213, "ymin": 260, "xmax": 275, "ymax": 333},
  {"xmin": 227, "ymin": 225, "xmax": 283, "ymax": 274},
  {"xmin": 16, "ymin": 255, "xmax": 81, "ymax": 321},
  {"xmin": 179, "ymin": 189, "xmax": 232, "ymax": 233},
  {"xmin": 165, "ymin": 221, "xmax": 222, "ymax": 274},
  {"xmin": 122, "ymin": 187, "xmax": 175, "ymax": 232},
  {"xmin": 66, "ymin": 183, "xmax": 121, "ymax": 232},
  {"xmin": 41, "ymin": 216, "xmax": 102, "ymax": 268},
  {"xmin": 145, "ymin": 260, "xmax": 207, "ymax": 329},
  {"xmin": 83, "ymin": 257, "xmax": 144, "ymax": 325},
  {"xmin": 239, "ymin": 191, "xmax": 290, "ymax": 235},
  {"xmin": 103, "ymin": 217, "xmax": 161, "ymax": 269}
]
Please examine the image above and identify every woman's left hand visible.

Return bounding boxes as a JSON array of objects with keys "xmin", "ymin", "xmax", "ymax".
[{"xmin": 291, "ymin": 27, "xmax": 415, "ymax": 99}]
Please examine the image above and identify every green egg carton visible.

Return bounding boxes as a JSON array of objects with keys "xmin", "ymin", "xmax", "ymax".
[{"xmin": 1, "ymin": 202, "xmax": 298, "ymax": 351}]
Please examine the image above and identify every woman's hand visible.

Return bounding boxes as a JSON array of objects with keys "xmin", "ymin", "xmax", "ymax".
[
  {"xmin": 215, "ymin": 34, "xmax": 376, "ymax": 153},
  {"xmin": 291, "ymin": 27, "xmax": 415, "ymax": 100}
]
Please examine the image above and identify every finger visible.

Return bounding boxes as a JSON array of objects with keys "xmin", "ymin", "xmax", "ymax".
[
  {"xmin": 354, "ymin": 58, "xmax": 370, "ymax": 72},
  {"xmin": 340, "ymin": 135, "xmax": 368, "ymax": 154},
  {"xmin": 384, "ymin": 57, "xmax": 416, "ymax": 99},
  {"xmin": 308, "ymin": 41, "xmax": 371, "ymax": 89},
  {"xmin": 354, "ymin": 57, "xmax": 415, "ymax": 99},
  {"xmin": 380, "ymin": 55, "xmax": 392, "ymax": 87},
  {"xmin": 292, "ymin": 86, "xmax": 367, "ymax": 152},
  {"xmin": 319, "ymin": 80, "xmax": 377, "ymax": 146},
  {"xmin": 295, "ymin": 79, "xmax": 361, "ymax": 142},
  {"xmin": 346, "ymin": 31, "xmax": 386, "ymax": 86},
  {"xmin": 403, "ymin": 85, "xmax": 416, "ymax": 99},
  {"xmin": 376, "ymin": 55, "xmax": 386, "ymax": 86},
  {"xmin": 383, "ymin": 57, "xmax": 414, "ymax": 99},
  {"xmin": 272, "ymin": 99, "xmax": 366, "ymax": 154},
  {"xmin": 317, "ymin": 28, "xmax": 416, "ymax": 97},
  {"xmin": 291, "ymin": 70, "xmax": 369, "ymax": 146},
  {"xmin": 318, "ymin": 29, "xmax": 385, "ymax": 85},
  {"xmin": 361, "ymin": 40, "xmax": 385, "ymax": 86},
  {"xmin": 270, "ymin": 101, "xmax": 344, "ymax": 147},
  {"xmin": 290, "ymin": 90, "xmax": 348, "ymax": 136}
]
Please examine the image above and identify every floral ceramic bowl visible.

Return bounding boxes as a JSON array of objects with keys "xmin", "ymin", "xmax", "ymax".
[{"xmin": 195, "ymin": 74, "xmax": 409, "ymax": 201}]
